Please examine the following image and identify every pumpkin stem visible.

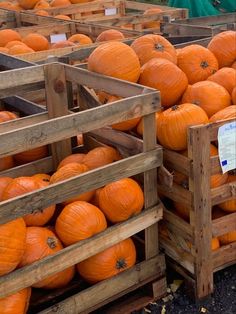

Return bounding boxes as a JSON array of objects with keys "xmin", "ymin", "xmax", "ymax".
[
  {"xmin": 155, "ymin": 43, "xmax": 164, "ymax": 52},
  {"xmin": 171, "ymin": 105, "xmax": 179, "ymax": 111},
  {"xmin": 200, "ymin": 61, "xmax": 209, "ymax": 69},
  {"xmin": 47, "ymin": 237, "xmax": 57, "ymax": 249},
  {"xmin": 116, "ymin": 258, "xmax": 127, "ymax": 270}
]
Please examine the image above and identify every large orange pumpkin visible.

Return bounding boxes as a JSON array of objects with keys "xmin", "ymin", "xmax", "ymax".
[
  {"xmin": 142, "ymin": 8, "xmax": 163, "ymax": 29},
  {"xmin": 139, "ymin": 58, "xmax": 188, "ymax": 108},
  {"xmin": 77, "ymin": 238, "xmax": 136, "ymax": 283},
  {"xmin": 218, "ymin": 231, "xmax": 236, "ymax": 245},
  {"xmin": 22, "ymin": 34, "xmax": 49, "ymax": 51},
  {"xmin": 18, "ymin": 0, "xmax": 39, "ymax": 9},
  {"xmin": 0, "ymin": 177, "xmax": 13, "ymax": 201},
  {"xmin": 0, "ymin": 29, "xmax": 21, "ymax": 47},
  {"xmin": 68, "ymin": 34, "xmax": 93, "ymax": 45},
  {"xmin": 98, "ymin": 178, "xmax": 144, "ymax": 223},
  {"xmin": 55, "ymin": 201, "xmax": 107, "ymax": 246},
  {"xmin": 50, "ymin": 162, "xmax": 94, "ymax": 204},
  {"xmin": 156, "ymin": 103, "xmax": 209, "ymax": 151},
  {"xmin": 34, "ymin": 0, "xmax": 50, "ymax": 9},
  {"xmin": 13, "ymin": 146, "xmax": 48, "ymax": 164},
  {"xmin": 0, "ymin": 287, "xmax": 31, "ymax": 314},
  {"xmin": 19, "ymin": 227, "xmax": 75, "ymax": 289},
  {"xmin": 207, "ymin": 31, "xmax": 236, "ymax": 68},
  {"xmin": 210, "ymin": 105, "xmax": 236, "ymax": 122},
  {"xmin": 131, "ymin": 34, "xmax": 177, "ymax": 66},
  {"xmin": 57, "ymin": 153, "xmax": 86, "ymax": 169},
  {"xmin": 8, "ymin": 45, "xmax": 34, "ymax": 55},
  {"xmin": 83, "ymin": 146, "xmax": 121, "ymax": 170},
  {"xmin": 177, "ymin": 44, "xmax": 218, "ymax": 84},
  {"xmin": 0, "ymin": 218, "xmax": 26, "ymax": 276},
  {"xmin": 96, "ymin": 30, "xmax": 125, "ymax": 42},
  {"xmin": 88, "ymin": 42, "xmax": 141, "ymax": 83},
  {"xmin": 207, "ymin": 67, "xmax": 236, "ymax": 94},
  {"xmin": 232, "ymin": 87, "xmax": 236, "ymax": 106},
  {"xmin": 0, "ymin": 156, "xmax": 14, "ymax": 171},
  {"xmin": 0, "ymin": 111, "xmax": 18, "ymax": 123},
  {"xmin": 218, "ymin": 173, "xmax": 236, "ymax": 213},
  {"xmin": 182, "ymin": 81, "xmax": 231, "ymax": 118}
]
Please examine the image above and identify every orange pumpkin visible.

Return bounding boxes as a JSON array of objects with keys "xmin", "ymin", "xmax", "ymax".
[
  {"xmin": 55, "ymin": 201, "xmax": 107, "ymax": 246},
  {"xmin": 98, "ymin": 178, "xmax": 144, "ymax": 223},
  {"xmin": 0, "ymin": 47, "xmax": 9, "ymax": 54},
  {"xmin": 0, "ymin": 177, "xmax": 13, "ymax": 201},
  {"xmin": 131, "ymin": 34, "xmax": 177, "ymax": 66},
  {"xmin": 208, "ymin": 31, "xmax": 236, "ymax": 68},
  {"xmin": 68, "ymin": 34, "xmax": 93, "ymax": 45},
  {"xmin": 11, "ymin": 3, "xmax": 23, "ymax": 11},
  {"xmin": 142, "ymin": 8, "xmax": 163, "ymax": 29},
  {"xmin": 231, "ymin": 61, "xmax": 236, "ymax": 70},
  {"xmin": 77, "ymin": 238, "xmax": 136, "ymax": 283},
  {"xmin": 211, "ymin": 237, "xmax": 220, "ymax": 251},
  {"xmin": 51, "ymin": 40, "xmax": 76, "ymax": 49},
  {"xmin": 0, "ymin": 1, "xmax": 14, "ymax": 10},
  {"xmin": 182, "ymin": 81, "xmax": 231, "ymax": 118},
  {"xmin": 88, "ymin": 42, "xmax": 141, "ymax": 83},
  {"xmin": 136, "ymin": 112, "xmax": 159, "ymax": 136},
  {"xmin": 0, "ymin": 111, "xmax": 18, "ymax": 123},
  {"xmin": 50, "ymin": 162, "xmax": 94, "ymax": 204},
  {"xmin": 0, "ymin": 29, "xmax": 21, "ymax": 47},
  {"xmin": 33, "ymin": 173, "xmax": 51, "ymax": 182},
  {"xmin": 0, "ymin": 218, "xmax": 26, "ymax": 276},
  {"xmin": 210, "ymin": 145, "xmax": 228, "ymax": 188},
  {"xmin": 218, "ymin": 173, "xmax": 236, "ymax": 213},
  {"xmin": 139, "ymin": 58, "xmax": 188, "ymax": 108},
  {"xmin": 218, "ymin": 231, "xmax": 236, "ymax": 245},
  {"xmin": 210, "ymin": 105, "xmax": 236, "ymax": 122},
  {"xmin": 96, "ymin": 29, "xmax": 125, "ymax": 42},
  {"xmin": 34, "ymin": 0, "xmax": 50, "ymax": 9},
  {"xmin": 18, "ymin": 0, "xmax": 39, "ymax": 9},
  {"xmin": 0, "ymin": 156, "xmax": 14, "ymax": 171},
  {"xmin": 232, "ymin": 87, "xmax": 236, "ymax": 106},
  {"xmin": 22, "ymin": 34, "xmax": 49, "ymax": 51},
  {"xmin": 19, "ymin": 227, "xmax": 75, "ymax": 289},
  {"xmin": 8, "ymin": 45, "xmax": 35, "ymax": 55},
  {"xmin": 55, "ymin": 14, "xmax": 72, "ymax": 20},
  {"xmin": 35, "ymin": 9, "xmax": 50, "ymax": 16},
  {"xmin": 0, "ymin": 288, "xmax": 31, "ymax": 314},
  {"xmin": 156, "ymin": 103, "xmax": 209, "ymax": 151},
  {"xmin": 83, "ymin": 146, "xmax": 121, "ymax": 170},
  {"xmin": 14, "ymin": 146, "xmax": 48, "ymax": 164},
  {"xmin": 5, "ymin": 41, "xmax": 27, "ymax": 49},
  {"xmin": 50, "ymin": 0, "xmax": 71, "ymax": 6},
  {"xmin": 177, "ymin": 44, "xmax": 218, "ymax": 84},
  {"xmin": 207, "ymin": 67, "xmax": 236, "ymax": 94},
  {"xmin": 90, "ymin": 187, "xmax": 103, "ymax": 207},
  {"xmin": 57, "ymin": 153, "xmax": 86, "ymax": 169}
]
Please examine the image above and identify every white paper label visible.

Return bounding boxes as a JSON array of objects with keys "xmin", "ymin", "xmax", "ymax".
[
  {"xmin": 105, "ymin": 8, "xmax": 117, "ymax": 16},
  {"xmin": 50, "ymin": 33, "xmax": 67, "ymax": 44},
  {"xmin": 218, "ymin": 121, "xmax": 236, "ymax": 174}
]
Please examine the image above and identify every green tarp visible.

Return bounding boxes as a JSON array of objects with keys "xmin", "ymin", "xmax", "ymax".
[{"xmin": 215, "ymin": 0, "xmax": 236, "ymax": 12}]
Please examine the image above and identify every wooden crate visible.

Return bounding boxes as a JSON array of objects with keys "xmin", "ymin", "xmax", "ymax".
[
  {"xmin": 157, "ymin": 118, "xmax": 236, "ymax": 300},
  {"xmin": 0, "ymin": 63, "xmax": 167, "ymax": 312}
]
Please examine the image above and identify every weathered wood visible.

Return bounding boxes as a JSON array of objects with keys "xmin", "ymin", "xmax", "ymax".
[
  {"xmin": 212, "ymin": 212, "xmax": 236, "ymax": 238},
  {"xmin": 213, "ymin": 242, "xmax": 236, "ymax": 271}
]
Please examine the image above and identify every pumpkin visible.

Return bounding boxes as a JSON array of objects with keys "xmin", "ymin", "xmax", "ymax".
[
  {"xmin": 13, "ymin": 146, "xmax": 48, "ymax": 164},
  {"xmin": 0, "ymin": 29, "xmax": 21, "ymax": 47},
  {"xmin": 34, "ymin": 0, "xmax": 50, "ymax": 9},
  {"xmin": 0, "ymin": 156, "xmax": 14, "ymax": 171},
  {"xmin": 71, "ymin": 0, "xmax": 94, "ymax": 3},
  {"xmin": 131, "ymin": 34, "xmax": 177, "ymax": 66},
  {"xmin": 156, "ymin": 103, "xmax": 209, "ymax": 151},
  {"xmin": 55, "ymin": 14, "xmax": 72, "ymax": 20},
  {"xmin": 207, "ymin": 31, "xmax": 236, "ymax": 68},
  {"xmin": 51, "ymin": 40, "xmax": 76, "ymax": 49},
  {"xmin": 5, "ymin": 41, "xmax": 27, "ymax": 49},
  {"xmin": 0, "ymin": 287, "xmax": 31, "ymax": 314},
  {"xmin": 90, "ymin": 188, "xmax": 103, "ymax": 207},
  {"xmin": 18, "ymin": 0, "xmax": 39, "ymax": 9},
  {"xmin": 33, "ymin": 173, "xmax": 51, "ymax": 182},
  {"xmin": 210, "ymin": 145, "xmax": 228, "ymax": 188},
  {"xmin": 98, "ymin": 178, "xmax": 144, "ymax": 223},
  {"xmin": 57, "ymin": 153, "xmax": 86, "ymax": 169},
  {"xmin": 182, "ymin": 81, "xmax": 231, "ymax": 118},
  {"xmin": 0, "ymin": 47, "xmax": 9, "ymax": 54},
  {"xmin": 212, "ymin": 237, "xmax": 220, "ymax": 251},
  {"xmin": 0, "ymin": 177, "xmax": 13, "ymax": 201},
  {"xmin": 0, "ymin": 218, "xmax": 26, "ymax": 276},
  {"xmin": 83, "ymin": 146, "xmax": 121, "ymax": 170},
  {"xmin": 210, "ymin": 105, "xmax": 236, "ymax": 122},
  {"xmin": 22, "ymin": 34, "xmax": 49, "ymax": 51},
  {"xmin": 136, "ymin": 112, "xmax": 159, "ymax": 136},
  {"xmin": 50, "ymin": 0, "xmax": 71, "ymax": 6},
  {"xmin": 207, "ymin": 67, "xmax": 236, "ymax": 94},
  {"xmin": 142, "ymin": 8, "xmax": 163, "ymax": 29},
  {"xmin": 50, "ymin": 162, "xmax": 94, "ymax": 204},
  {"xmin": 218, "ymin": 173, "xmax": 236, "ymax": 213},
  {"xmin": 232, "ymin": 61, "xmax": 236, "ymax": 70},
  {"xmin": 8, "ymin": 45, "xmax": 35, "ymax": 55},
  {"xmin": 232, "ymin": 87, "xmax": 236, "ymax": 106},
  {"xmin": 177, "ymin": 44, "xmax": 218, "ymax": 84},
  {"xmin": 11, "ymin": 3, "xmax": 23, "ymax": 11},
  {"xmin": 68, "ymin": 34, "xmax": 92, "ymax": 45},
  {"xmin": 55, "ymin": 201, "xmax": 107, "ymax": 246},
  {"xmin": 0, "ymin": 1, "xmax": 14, "ymax": 9},
  {"xmin": 77, "ymin": 238, "xmax": 136, "ymax": 283},
  {"xmin": 0, "ymin": 111, "xmax": 18, "ymax": 123},
  {"xmin": 218, "ymin": 231, "xmax": 236, "ymax": 245},
  {"xmin": 35, "ymin": 9, "xmax": 50, "ymax": 16},
  {"xmin": 96, "ymin": 30, "xmax": 125, "ymax": 42},
  {"xmin": 139, "ymin": 58, "xmax": 188, "ymax": 108},
  {"xmin": 88, "ymin": 42, "xmax": 141, "ymax": 83}
]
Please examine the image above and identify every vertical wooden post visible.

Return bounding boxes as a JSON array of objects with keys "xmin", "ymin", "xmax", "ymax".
[
  {"xmin": 188, "ymin": 126, "xmax": 213, "ymax": 299},
  {"xmin": 44, "ymin": 63, "xmax": 72, "ymax": 169}
]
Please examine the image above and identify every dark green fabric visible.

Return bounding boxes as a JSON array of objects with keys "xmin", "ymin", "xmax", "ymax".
[
  {"xmin": 214, "ymin": 0, "xmax": 236, "ymax": 12},
  {"xmin": 168, "ymin": 0, "xmax": 220, "ymax": 17}
]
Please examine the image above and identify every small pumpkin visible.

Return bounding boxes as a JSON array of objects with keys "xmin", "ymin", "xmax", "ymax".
[
  {"xmin": 0, "ymin": 29, "xmax": 21, "ymax": 47},
  {"xmin": 13, "ymin": 146, "xmax": 48, "ymax": 164},
  {"xmin": 218, "ymin": 173, "xmax": 236, "ymax": 213},
  {"xmin": 68, "ymin": 34, "xmax": 92, "ymax": 45},
  {"xmin": 0, "ymin": 287, "xmax": 31, "ymax": 314},
  {"xmin": 156, "ymin": 103, "xmax": 209, "ymax": 151},
  {"xmin": 0, "ymin": 177, "xmax": 13, "ymax": 201},
  {"xmin": 77, "ymin": 238, "xmax": 136, "ymax": 283},
  {"xmin": 212, "ymin": 237, "xmax": 220, "ymax": 251},
  {"xmin": 182, "ymin": 81, "xmax": 231, "ymax": 118},
  {"xmin": 18, "ymin": 0, "xmax": 39, "ymax": 9},
  {"xmin": 0, "ymin": 111, "xmax": 18, "ymax": 123},
  {"xmin": 0, "ymin": 156, "xmax": 14, "ymax": 171},
  {"xmin": 19, "ymin": 227, "xmax": 75, "ymax": 289},
  {"xmin": 5, "ymin": 41, "xmax": 27, "ymax": 49},
  {"xmin": 218, "ymin": 231, "xmax": 236, "ymax": 245},
  {"xmin": 22, "ymin": 34, "xmax": 49, "ymax": 52},
  {"xmin": 96, "ymin": 30, "xmax": 125, "ymax": 42},
  {"xmin": 142, "ymin": 8, "xmax": 163, "ymax": 29},
  {"xmin": 210, "ymin": 145, "xmax": 228, "ymax": 188},
  {"xmin": 131, "ymin": 34, "xmax": 177, "ymax": 66},
  {"xmin": 207, "ymin": 67, "xmax": 236, "ymax": 94},
  {"xmin": 35, "ymin": 9, "xmax": 50, "ymax": 16},
  {"xmin": 8, "ymin": 45, "xmax": 35, "ymax": 55},
  {"xmin": 139, "ymin": 58, "xmax": 188, "ymax": 108},
  {"xmin": 51, "ymin": 40, "xmax": 76, "ymax": 49},
  {"xmin": 209, "ymin": 105, "xmax": 236, "ymax": 122},
  {"xmin": 57, "ymin": 153, "xmax": 86, "ymax": 169},
  {"xmin": 34, "ymin": 0, "xmax": 50, "ymax": 9},
  {"xmin": 98, "ymin": 178, "xmax": 144, "ymax": 223}
]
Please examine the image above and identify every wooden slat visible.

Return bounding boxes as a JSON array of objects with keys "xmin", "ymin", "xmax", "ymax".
[
  {"xmin": 157, "ymin": 182, "xmax": 192, "ymax": 207},
  {"xmin": 163, "ymin": 209, "xmax": 193, "ymax": 238},
  {"xmin": 0, "ymin": 205, "xmax": 163, "ymax": 297},
  {"xmin": 211, "ymin": 181, "xmax": 236, "ymax": 206},
  {"xmin": 174, "ymin": 37, "xmax": 212, "ymax": 48},
  {"xmin": 163, "ymin": 149, "xmax": 191, "ymax": 176},
  {"xmin": 213, "ymin": 242, "xmax": 236, "ymax": 271},
  {"xmin": 212, "ymin": 212, "xmax": 236, "ymax": 238},
  {"xmin": 0, "ymin": 53, "xmax": 34, "ymax": 69},
  {"xmin": 3, "ymin": 96, "xmax": 45, "ymax": 115}
]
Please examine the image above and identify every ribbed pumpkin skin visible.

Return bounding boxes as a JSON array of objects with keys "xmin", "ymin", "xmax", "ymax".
[
  {"xmin": 18, "ymin": 0, "xmax": 39, "ymax": 9},
  {"xmin": 207, "ymin": 31, "xmax": 236, "ymax": 68},
  {"xmin": 209, "ymin": 145, "xmax": 228, "ymax": 188},
  {"xmin": 219, "ymin": 231, "xmax": 236, "ymax": 245},
  {"xmin": 218, "ymin": 174, "xmax": 236, "ymax": 213},
  {"xmin": 0, "ymin": 111, "xmax": 18, "ymax": 123},
  {"xmin": 232, "ymin": 87, "xmax": 236, "ymax": 106},
  {"xmin": 96, "ymin": 30, "xmax": 125, "ymax": 42},
  {"xmin": 142, "ymin": 8, "xmax": 162, "ymax": 29},
  {"xmin": 88, "ymin": 42, "xmax": 141, "ymax": 83},
  {"xmin": 210, "ymin": 105, "xmax": 236, "ymax": 122},
  {"xmin": 57, "ymin": 153, "xmax": 86, "ymax": 169},
  {"xmin": 19, "ymin": 227, "xmax": 75, "ymax": 289},
  {"xmin": 68, "ymin": 34, "xmax": 93, "ymax": 45},
  {"xmin": 139, "ymin": 58, "xmax": 188, "ymax": 108},
  {"xmin": 77, "ymin": 238, "xmax": 136, "ymax": 283},
  {"xmin": 14, "ymin": 146, "xmax": 48, "ymax": 164},
  {"xmin": 50, "ymin": 162, "xmax": 94, "ymax": 204},
  {"xmin": 0, "ymin": 29, "xmax": 21, "ymax": 47},
  {"xmin": 131, "ymin": 34, "xmax": 177, "ymax": 66},
  {"xmin": 0, "ymin": 156, "xmax": 14, "ymax": 171},
  {"xmin": 55, "ymin": 201, "xmax": 107, "ymax": 246},
  {"xmin": 22, "ymin": 34, "xmax": 49, "ymax": 52},
  {"xmin": 156, "ymin": 103, "xmax": 209, "ymax": 151},
  {"xmin": 207, "ymin": 67, "xmax": 236, "ymax": 94},
  {"xmin": 98, "ymin": 178, "xmax": 144, "ymax": 223},
  {"xmin": 177, "ymin": 45, "xmax": 218, "ymax": 84},
  {"xmin": 0, "ymin": 177, "xmax": 13, "ymax": 201},
  {"xmin": 0, "ymin": 218, "xmax": 26, "ymax": 276},
  {"xmin": 182, "ymin": 81, "xmax": 231, "ymax": 118},
  {"xmin": 0, "ymin": 287, "xmax": 31, "ymax": 314}
]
